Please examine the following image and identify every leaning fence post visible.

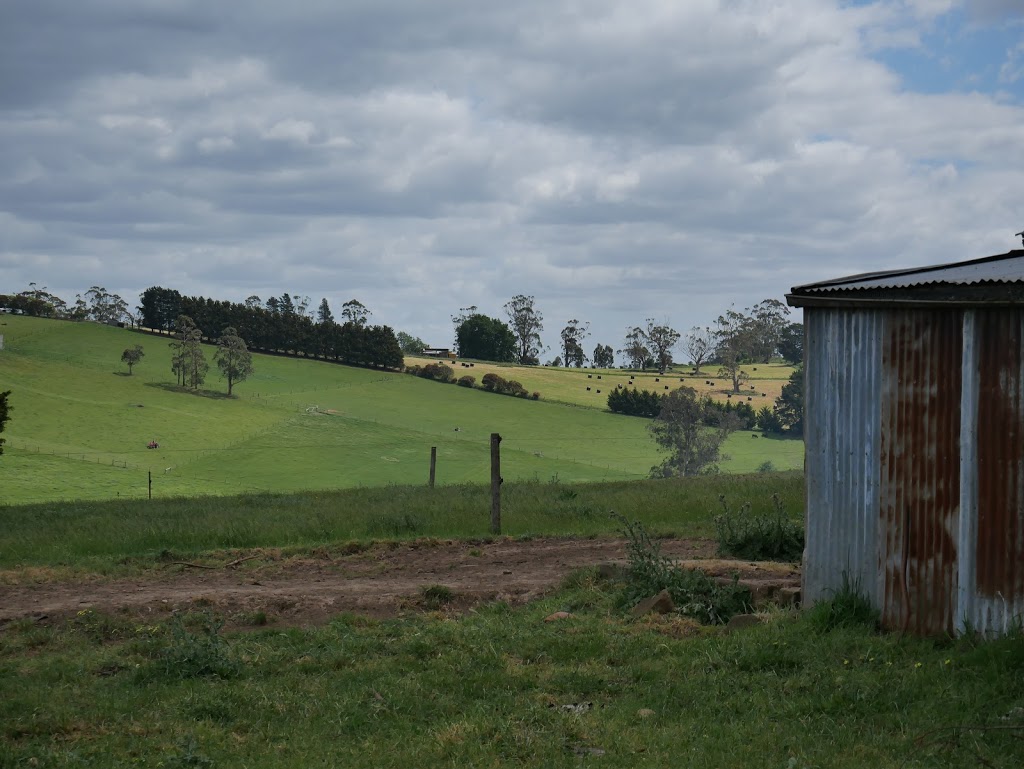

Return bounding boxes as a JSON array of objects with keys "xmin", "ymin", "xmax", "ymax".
[
  {"xmin": 490, "ymin": 433, "xmax": 502, "ymax": 534},
  {"xmin": 429, "ymin": 446, "xmax": 437, "ymax": 488}
]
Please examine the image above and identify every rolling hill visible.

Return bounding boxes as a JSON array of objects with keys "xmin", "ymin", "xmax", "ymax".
[{"xmin": 0, "ymin": 315, "xmax": 802, "ymax": 503}]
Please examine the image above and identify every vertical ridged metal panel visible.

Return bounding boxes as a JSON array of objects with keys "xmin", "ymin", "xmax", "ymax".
[
  {"xmin": 803, "ymin": 309, "xmax": 885, "ymax": 608},
  {"xmin": 878, "ymin": 310, "xmax": 962, "ymax": 636},
  {"xmin": 958, "ymin": 309, "xmax": 1024, "ymax": 634}
]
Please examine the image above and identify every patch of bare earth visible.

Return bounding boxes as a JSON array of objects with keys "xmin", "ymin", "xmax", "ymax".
[{"xmin": 0, "ymin": 537, "xmax": 800, "ymax": 629}]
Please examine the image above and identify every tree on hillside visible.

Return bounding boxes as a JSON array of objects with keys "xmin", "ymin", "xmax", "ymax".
[
  {"xmin": 748, "ymin": 299, "xmax": 791, "ymax": 363},
  {"xmin": 592, "ymin": 343, "xmax": 615, "ymax": 368},
  {"xmin": 121, "ymin": 344, "xmax": 144, "ymax": 375},
  {"xmin": 714, "ymin": 308, "xmax": 753, "ymax": 393},
  {"xmin": 560, "ymin": 319, "xmax": 590, "ymax": 368},
  {"xmin": 642, "ymin": 320, "xmax": 680, "ymax": 374},
  {"xmin": 397, "ymin": 331, "xmax": 426, "ymax": 355},
  {"xmin": 504, "ymin": 294, "xmax": 544, "ymax": 365},
  {"xmin": 316, "ymin": 298, "xmax": 334, "ymax": 324},
  {"xmin": 648, "ymin": 386, "xmax": 739, "ymax": 477},
  {"xmin": 0, "ymin": 390, "xmax": 10, "ymax": 457},
  {"xmin": 170, "ymin": 315, "xmax": 208, "ymax": 389},
  {"xmin": 619, "ymin": 327, "xmax": 650, "ymax": 370},
  {"xmin": 777, "ymin": 322, "xmax": 804, "ymax": 365},
  {"xmin": 139, "ymin": 287, "xmax": 182, "ymax": 331},
  {"xmin": 85, "ymin": 286, "xmax": 129, "ymax": 324},
  {"xmin": 451, "ymin": 305, "xmax": 478, "ymax": 348},
  {"xmin": 683, "ymin": 326, "xmax": 715, "ymax": 375},
  {"xmin": 215, "ymin": 327, "xmax": 254, "ymax": 396},
  {"xmin": 455, "ymin": 314, "xmax": 516, "ymax": 362},
  {"xmin": 341, "ymin": 299, "xmax": 370, "ymax": 326},
  {"xmin": 774, "ymin": 367, "xmax": 804, "ymax": 436}
]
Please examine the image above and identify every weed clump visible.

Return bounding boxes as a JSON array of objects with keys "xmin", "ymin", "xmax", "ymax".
[
  {"xmin": 421, "ymin": 584, "xmax": 454, "ymax": 610},
  {"xmin": 714, "ymin": 493, "xmax": 804, "ymax": 562},
  {"xmin": 807, "ymin": 574, "xmax": 878, "ymax": 632},
  {"xmin": 367, "ymin": 513, "xmax": 423, "ymax": 537},
  {"xmin": 613, "ymin": 512, "xmax": 750, "ymax": 625},
  {"xmin": 140, "ymin": 613, "xmax": 240, "ymax": 681}
]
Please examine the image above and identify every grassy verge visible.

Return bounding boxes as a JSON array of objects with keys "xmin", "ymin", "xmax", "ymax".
[
  {"xmin": 0, "ymin": 474, "xmax": 803, "ymax": 573},
  {"xmin": 2, "ymin": 577, "xmax": 1022, "ymax": 768}
]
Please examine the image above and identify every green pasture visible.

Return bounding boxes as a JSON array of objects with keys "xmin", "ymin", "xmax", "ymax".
[
  {"xmin": 0, "ymin": 316, "xmax": 802, "ymax": 503},
  {"xmin": 3, "ymin": 579, "xmax": 1022, "ymax": 768},
  {"xmin": 0, "ymin": 472, "xmax": 803, "ymax": 571}
]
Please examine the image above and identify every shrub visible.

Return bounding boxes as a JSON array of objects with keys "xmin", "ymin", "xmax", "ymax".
[
  {"xmin": 607, "ymin": 388, "xmax": 664, "ymax": 417},
  {"xmin": 457, "ymin": 375, "xmax": 476, "ymax": 388},
  {"xmin": 421, "ymin": 584, "xmax": 455, "ymax": 610},
  {"xmin": 481, "ymin": 372, "xmax": 505, "ymax": 391},
  {"xmin": 503, "ymin": 379, "xmax": 528, "ymax": 397},
  {"xmin": 531, "ymin": 391, "xmax": 541, "ymax": 400},
  {"xmin": 419, "ymin": 363, "xmax": 455, "ymax": 383},
  {"xmin": 612, "ymin": 512, "xmax": 751, "ymax": 624},
  {"xmin": 714, "ymin": 493, "xmax": 804, "ymax": 562}
]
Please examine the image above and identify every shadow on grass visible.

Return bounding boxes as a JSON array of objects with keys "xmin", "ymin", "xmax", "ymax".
[
  {"xmin": 113, "ymin": 372, "xmax": 133, "ymax": 377},
  {"xmin": 145, "ymin": 382, "xmax": 235, "ymax": 400}
]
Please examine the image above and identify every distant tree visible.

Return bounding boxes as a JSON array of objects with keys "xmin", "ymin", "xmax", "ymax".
[
  {"xmin": 85, "ymin": 286, "xmax": 128, "ymax": 324},
  {"xmin": 451, "ymin": 306, "xmax": 478, "ymax": 349},
  {"xmin": 397, "ymin": 332, "xmax": 426, "ymax": 355},
  {"xmin": 170, "ymin": 315, "xmax": 207, "ymax": 389},
  {"xmin": 139, "ymin": 287, "xmax": 182, "ymax": 331},
  {"xmin": 120, "ymin": 344, "xmax": 144, "ymax": 375},
  {"xmin": 504, "ymin": 295, "xmax": 544, "ymax": 365},
  {"xmin": 748, "ymin": 299, "xmax": 791, "ymax": 362},
  {"xmin": 683, "ymin": 326, "xmax": 715, "ymax": 375},
  {"xmin": 316, "ymin": 298, "xmax": 335, "ymax": 325},
  {"xmin": 295, "ymin": 295, "xmax": 312, "ymax": 318},
  {"xmin": 0, "ymin": 390, "xmax": 10, "ymax": 456},
  {"xmin": 777, "ymin": 322, "xmax": 804, "ymax": 365},
  {"xmin": 775, "ymin": 368, "xmax": 804, "ymax": 436},
  {"xmin": 215, "ymin": 327, "xmax": 254, "ymax": 396},
  {"xmin": 591, "ymin": 344, "xmax": 615, "ymax": 368},
  {"xmin": 341, "ymin": 299, "xmax": 370, "ymax": 326},
  {"xmin": 648, "ymin": 387, "xmax": 739, "ymax": 477},
  {"xmin": 455, "ymin": 314, "xmax": 516, "ymax": 362},
  {"xmin": 549, "ymin": 355, "xmax": 563, "ymax": 367},
  {"xmin": 560, "ymin": 319, "xmax": 590, "ymax": 368},
  {"xmin": 756, "ymin": 405, "xmax": 783, "ymax": 434},
  {"xmin": 244, "ymin": 295, "xmax": 262, "ymax": 310},
  {"xmin": 643, "ymin": 320, "xmax": 680, "ymax": 374},
  {"xmin": 715, "ymin": 308, "xmax": 753, "ymax": 393},
  {"xmin": 619, "ymin": 327, "xmax": 650, "ymax": 370}
]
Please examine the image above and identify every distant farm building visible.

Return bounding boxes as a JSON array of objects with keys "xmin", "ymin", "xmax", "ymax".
[
  {"xmin": 788, "ymin": 248, "xmax": 1024, "ymax": 636},
  {"xmin": 422, "ymin": 347, "xmax": 457, "ymax": 359}
]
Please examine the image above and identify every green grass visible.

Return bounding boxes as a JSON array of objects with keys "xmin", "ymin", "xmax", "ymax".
[
  {"xmin": 0, "ymin": 316, "xmax": 803, "ymax": 503},
  {"xmin": 0, "ymin": 473, "xmax": 803, "ymax": 571},
  {"xmin": 2, "ymin": 580, "xmax": 1022, "ymax": 768}
]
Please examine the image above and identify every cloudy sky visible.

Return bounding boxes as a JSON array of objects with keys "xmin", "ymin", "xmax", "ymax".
[{"xmin": 1, "ymin": 0, "xmax": 1022, "ymax": 358}]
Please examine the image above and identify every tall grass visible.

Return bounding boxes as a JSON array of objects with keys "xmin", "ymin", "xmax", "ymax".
[{"xmin": 0, "ymin": 473, "xmax": 803, "ymax": 569}]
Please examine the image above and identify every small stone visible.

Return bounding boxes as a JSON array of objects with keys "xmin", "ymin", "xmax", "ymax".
[
  {"xmin": 637, "ymin": 708, "xmax": 656, "ymax": 719},
  {"xmin": 630, "ymin": 589, "xmax": 675, "ymax": 618},
  {"xmin": 544, "ymin": 611, "xmax": 572, "ymax": 622}
]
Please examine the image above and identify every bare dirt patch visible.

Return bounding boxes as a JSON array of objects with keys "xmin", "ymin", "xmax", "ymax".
[{"xmin": 0, "ymin": 537, "xmax": 799, "ymax": 630}]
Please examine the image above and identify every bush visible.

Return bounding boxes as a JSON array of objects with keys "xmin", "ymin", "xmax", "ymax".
[
  {"xmin": 457, "ymin": 375, "xmax": 476, "ymax": 388},
  {"xmin": 481, "ymin": 372, "xmax": 505, "ymax": 391},
  {"xmin": 531, "ymin": 391, "xmax": 541, "ymax": 400},
  {"xmin": 613, "ymin": 512, "xmax": 751, "ymax": 625},
  {"xmin": 503, "ymin": 379, "xmax": 528, "ymax": 397},
  {"xmin": 607, "ymin": 388, "xmax": 664, "ymax": 417},
  {"xmin": 141, "ymin": 613, "xmax": 240, "ymax": 681},
  {"xmin": 418, "ymin": 363, "xmax": 455, "ymax": 383},
  {"xmin": 714, "ymin": 494, "xmax": 804, "ymax": 562}
]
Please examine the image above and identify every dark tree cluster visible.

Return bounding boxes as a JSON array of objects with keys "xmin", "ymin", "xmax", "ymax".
[
  {"xmin": 606, "ymin": 388, "xmax": 666, "ymax": 418},
  {"xmin": 139, "ymin": 287, "xmax": 403, "ymax": 370},
  {"xmin": 454, "ymin": 312, "xmax": 517, "ymax": 362},
  {"xmin": 0, "ymin": 390, "xmax": 10, "ymax": 456}
]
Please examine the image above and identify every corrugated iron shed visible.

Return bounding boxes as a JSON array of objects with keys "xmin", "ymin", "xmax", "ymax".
[{"xmin": 791, "ymin": 248, "xmax": 1024, "ymax": 636}]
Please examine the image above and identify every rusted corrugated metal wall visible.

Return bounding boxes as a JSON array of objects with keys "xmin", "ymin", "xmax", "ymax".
[
  {"xmin": 878, "ymin": 311, "xmax": 962, "ymax": 636},
  {"xmin": 958, "ymin": 309, "xmax": 1024, "ymax": 634}
]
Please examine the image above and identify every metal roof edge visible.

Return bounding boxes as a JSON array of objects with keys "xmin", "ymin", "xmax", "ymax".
[{"xmin": 791, "ymin": 249, "xmax": 1024, "ymax": 293}]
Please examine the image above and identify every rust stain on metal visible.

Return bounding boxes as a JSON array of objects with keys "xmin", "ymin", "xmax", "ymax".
[
  {"xmin": 880, "ymin": 310, "xmax": 962, "ymax": 635},
  {"xmin": 975, "ymin": 310, "xmax": 1024, "ymax": 600}
]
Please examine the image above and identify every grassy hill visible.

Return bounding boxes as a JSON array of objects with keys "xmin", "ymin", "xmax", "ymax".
[{"xmin": 0, "ymin": 316, "xmax": 802, "ymax": 503}]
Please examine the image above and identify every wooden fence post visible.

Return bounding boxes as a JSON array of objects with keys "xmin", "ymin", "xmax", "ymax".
[
  {"xmin": 429, "ymin": 446, "xmax": 437, "ymax": 488},
  {"xmin": 148, "ymin": 471, "xmax": 152, "ymax": 500},
  {"xmin": 490, "ymin": 433, "xmax": 502, "ymax": 534}
]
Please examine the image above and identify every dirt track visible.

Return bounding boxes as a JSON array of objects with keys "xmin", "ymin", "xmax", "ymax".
[{"xmin": 0, "ymin": 537, "xmax": 800, "ymax": 629}]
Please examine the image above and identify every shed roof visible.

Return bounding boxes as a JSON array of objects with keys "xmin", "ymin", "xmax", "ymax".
[{"xmin": 788, "ymin": 249, "xmax": 1024, "ymax": 308}]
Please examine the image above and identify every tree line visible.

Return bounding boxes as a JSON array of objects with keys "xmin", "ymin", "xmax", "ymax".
[
  {"xmin": 439, "ymin": 294, "xmax": 802, "ymax": 376},
  {"xmin": 139, "ymin": 287, "xmax": 403, "ymax": 370}
]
